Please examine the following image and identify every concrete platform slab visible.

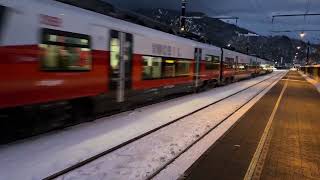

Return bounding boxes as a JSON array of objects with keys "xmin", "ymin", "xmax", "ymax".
[{"xmin": 184, "ymin": 71, "xmax": 320, "ymax": 180}]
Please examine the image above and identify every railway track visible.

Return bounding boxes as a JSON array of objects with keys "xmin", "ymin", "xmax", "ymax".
[
  {"xmin": 44, "ymin": 72, "xmax": 285, "ymax": 180},
  {"xmin": 147, "ymin": 72, "xmax": 285, "ymax": 179}
]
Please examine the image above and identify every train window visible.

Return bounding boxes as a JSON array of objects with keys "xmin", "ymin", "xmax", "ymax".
[
  {"xmin": 224, "ymin": 57, "xmax": 235, "ymax": 69},
  {"xmin": 143, "ymin": 56, "xmax": 162, "ymax": 79},
  {"xmin": 250, "ymin": 59, "xmax": 254, "ymax": 65},
  {"xmin": 249, "ymin": 59, "xmax": 257, "ymax": 68},
  {"xmin": 110, "ymin": 38, "xmax": 120, "ymax": 70},
  {"xmin": 163, "ymin": 59, "xmax": 176, "ymax": 78},
  {"xmin": 176, "ymin": 60, "xmax": 191, "ymax": 76},
  {"xmin": 40, "ymin": 29, "xmax": 91, "ymax": 71},
  {"xmin": 142, "ymin": 56, "xmax": 191, "ymax": 79},
  {"xmin": 237, "ymin": 63, "xmax": 247, "ymax": 71},
  {"xmin": 205, "ymin": 55, "xmax": 220, "ymax": 70},
  {"xmin": 0, "ymin": 5, "xmax": 6, "ymax": 42}
]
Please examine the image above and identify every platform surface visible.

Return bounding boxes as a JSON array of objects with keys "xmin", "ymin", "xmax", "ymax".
[{"xmin": 184, "ymin": 71, "xmax": 320, "ymax": 180}]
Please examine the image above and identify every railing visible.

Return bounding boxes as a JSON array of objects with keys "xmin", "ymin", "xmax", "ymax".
[{"xmin": 301, "ymin": 65, "xmax": 320, "ymax": 81}]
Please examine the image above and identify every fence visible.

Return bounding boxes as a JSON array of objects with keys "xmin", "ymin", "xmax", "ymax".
[{"xmin": 301, "ymin": 65, "xmax": 320, "ymax": 81}]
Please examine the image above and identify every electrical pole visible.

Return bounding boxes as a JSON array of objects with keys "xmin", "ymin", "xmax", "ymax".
[
  {"xmin": 180, "ymin": 0, "xmax": 187, "ymax": 32},
  {"xmin": 307, "ymin": 41, "xmax": 310, "ymax": 64},
  {"xmin": 246, "ymin": 42, "xmax": 249, "ymax": 54}
]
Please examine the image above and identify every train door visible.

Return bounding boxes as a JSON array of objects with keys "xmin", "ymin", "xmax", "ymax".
[
  {"xmin": 109, "ymin": 30, "xmax": 133, "ymax": 102},
  {"xmin": 235, "ymin": 56, "xmax": 239, "ymax": 72},
  {"xmin": 194, "ymin": 48, "xmax": 202, "ymax": 88},
  {"xmin": 219, "ymin": 48, "xmax": 224, "ymax": 82}
]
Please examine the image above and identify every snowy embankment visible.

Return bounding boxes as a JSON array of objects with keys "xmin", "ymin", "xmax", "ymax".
[
  {"xmin": 55, "ymin": 72, "xmax": 285, "ymax": 180},
  {"xmin": 154, "ymin": 71, "xmax": 285, "ymax": 180},
  {"xmin": 0, "ymin": 71, "xmax": 285, "ymax": 180}
]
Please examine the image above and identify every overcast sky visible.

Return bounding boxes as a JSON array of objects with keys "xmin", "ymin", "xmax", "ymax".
[{"xmin": 104, "ymin": 0, "xmax": 320, "ymax": 43}]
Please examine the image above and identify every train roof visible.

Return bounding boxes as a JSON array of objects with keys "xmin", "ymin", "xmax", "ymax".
[
  {"xmin": 53, "ymin": 0, "xmax": 270, "ymax": 61},
  {"xmin": 54, "ymin": 0, "xmax": 208, "ymax": 42},
  {"xmin": 2, "ymin": 0, "xmax": 270, "ymax": 62}
]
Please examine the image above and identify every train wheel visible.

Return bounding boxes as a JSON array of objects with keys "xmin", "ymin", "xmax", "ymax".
[
  {"xmin": 0, "ymin": 108, "xmax": 19, "ymax": 143},
  {"xmin": 0, "ymin": 107, "xmax": 33, "ymax": 143},
  {"xmin": 224, "ymin": 78, "xmax": 230, "ymax": 85}
]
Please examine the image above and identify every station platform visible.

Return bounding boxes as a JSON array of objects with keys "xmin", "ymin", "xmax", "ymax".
[{"xmin": 183, "ymin": 71, "xmax": 320, "ymax": 180}]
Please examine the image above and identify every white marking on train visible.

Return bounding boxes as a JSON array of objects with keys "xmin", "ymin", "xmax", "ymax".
[{"xmin": 36, "ymin": 80, "xmax": 64, "ymax": 86}]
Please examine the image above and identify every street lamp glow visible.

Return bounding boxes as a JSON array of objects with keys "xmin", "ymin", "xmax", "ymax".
[
  {"xmin": 227, "ymin": 44, "xmax": 231, "ymax": 47},
  {"xmin": 296, "ymin": 52, "xmax": 298, "ymax": 55},
  {"xmin": 300, "ymin": 32, "xmax": 306, "ymax": 38},
  {"xmin": 297, "ymin": 46, "xmax": 301, "ymax": 50}
]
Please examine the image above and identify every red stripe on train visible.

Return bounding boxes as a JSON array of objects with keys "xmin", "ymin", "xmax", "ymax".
[{"xmin": 0, "ymin": 45, "xmax": 108, "ymax": 108}]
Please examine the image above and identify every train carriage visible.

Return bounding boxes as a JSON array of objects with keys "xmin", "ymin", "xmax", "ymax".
[
  {"xmin": 0, "ymin": 0, "xmax": 201, "ymax": 109},
  {"xmin": 234, "ymin": 52, "xmax": 252, "ymax": 80},
  {"xmin": 221, "ymin": 49, "xmax": 258, "ymax": 82},
  {"xmin": 196, "ymin": 43, "xmax": 222, "ymax": 87},
  {"xmin": 221, "ymin": 48, "xmax": 236, "ymax": 83},
  {"xmin": 0, "ymin": 0, "xmax": 272, "ymax": 142}
]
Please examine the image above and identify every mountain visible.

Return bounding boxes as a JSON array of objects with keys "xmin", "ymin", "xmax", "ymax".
[
  {"xmin": 55, "ymin": 0, "xmax": 319, "ymax": 65},
  {"xmin": 136, "ymin": 9, "xmax": 252, "ymax": 47},
  {"xmin": 135, "ymin": 8, "xmax": 320, "ymax": 65}
]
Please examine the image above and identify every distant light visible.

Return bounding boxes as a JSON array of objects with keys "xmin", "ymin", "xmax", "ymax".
[
  {"xmin": 227, "ymin": 44, "xmax": 231, "ymax": 47},
  {"xmin": 165, "ymin": 60, "xmax": 175, "ymax": 63},
  {"xmin": 60, "ymin": 13, "xmax": 64, "ymax": 16},
  {"xmin": 300, "ymin": 32, "xmax": 306, "ymax": 39},
  {"xmin": 180, "ymin": 27, "xmax": 185, "ymax": 31},
  {"xmin": 296, "ymin": 52, "xmax": 298, "ymax": 55},
  {"xmin": 297, "ymin": 46, "xmax": 301, "ymax": 50}
]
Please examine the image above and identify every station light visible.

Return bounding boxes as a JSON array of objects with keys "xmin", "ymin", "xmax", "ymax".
[{"xmin": 300, "ymin": 32, "xmax": 306, "ymax": 38}]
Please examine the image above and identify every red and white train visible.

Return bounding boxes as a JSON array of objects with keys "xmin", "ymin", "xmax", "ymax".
[{"xmin": 0, "ymin": 0, "xmax": 273, "ymax": 140}]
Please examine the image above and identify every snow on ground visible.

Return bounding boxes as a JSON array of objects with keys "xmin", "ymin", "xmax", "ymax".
[
  {"xmin": 55, "ymin": 72, "xmax": 286, "ymax": 180},
  {"xmin": 0, "ymin": 71, "xmax": 284, "ymax": 180},
  {"xmin": 299, "ymin": 71, "xmax": 320, "ymax": 93},
  {"xmin": 154, "ymin": 72, "xmax": 285, "ymax": 180}
]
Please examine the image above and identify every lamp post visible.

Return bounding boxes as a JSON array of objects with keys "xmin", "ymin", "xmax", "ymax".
[
  {"xmin": 307, "ymin": 41, "xmax": 310, "ymax": 64},
  {"xmin": 246, "ymin": 42, "xmax": 249, "ymax": 54},
  {"xmin": 180, "ymin": 0, "xmax": 187, "ymax": 32}
]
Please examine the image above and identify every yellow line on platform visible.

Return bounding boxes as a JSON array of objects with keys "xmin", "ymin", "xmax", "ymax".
[
  {"xmin": 243, "ymin": 76, "xmax": 289, "ymax": 180},
  {"xmin": 280, "ymin": 79, "xmax": 307, "ymax": 83}
]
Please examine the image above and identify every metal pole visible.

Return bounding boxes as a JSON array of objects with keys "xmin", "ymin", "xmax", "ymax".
[
  {"xmin": 307, "ymin": 41, "xmax": 310, "ymax": 64},
  {"xmin": 272, "ymin": 13, "xmax": 320, "ymax": 18},
  {"xmin": 180, "ymin": 0, "xmax": 187, "ymax": 31},
  {"xmin": 246, "ymin": 41, "xmax": 249, "ymax": 54},
  {"xmin": 117, "ymin": 32, "xmax": 126, "ymax": 102}
]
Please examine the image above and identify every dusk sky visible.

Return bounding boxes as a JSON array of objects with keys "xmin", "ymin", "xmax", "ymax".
[{"xmin": 105, "ymin": 0, "xmax": 320, "ymax": 43}]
